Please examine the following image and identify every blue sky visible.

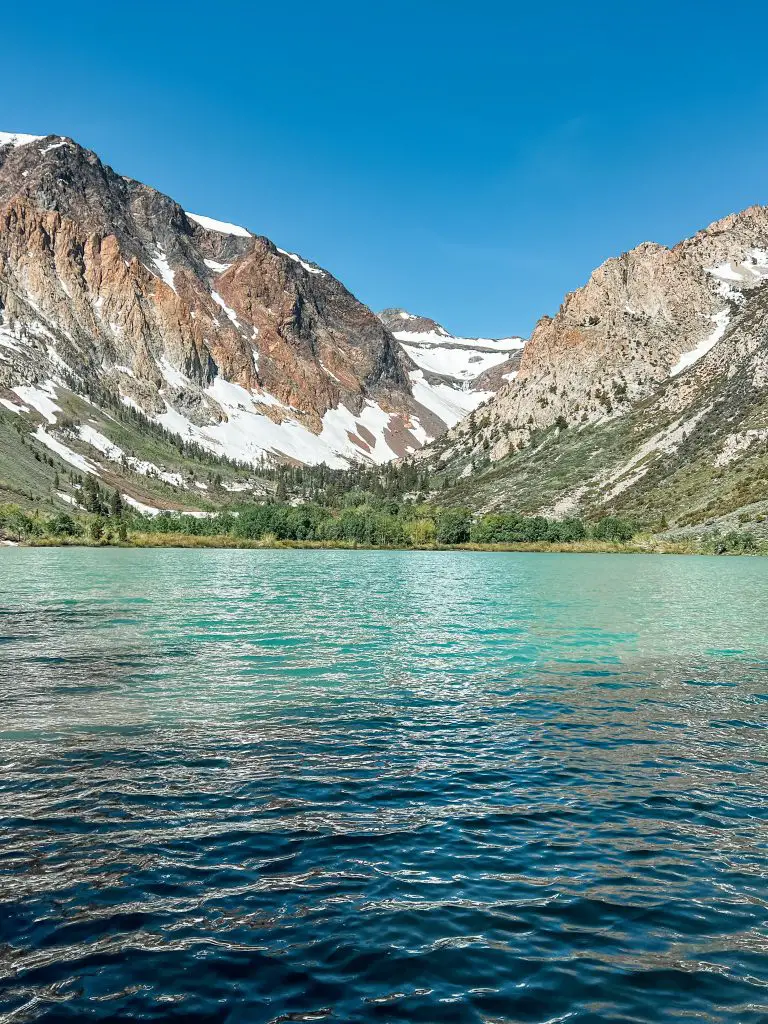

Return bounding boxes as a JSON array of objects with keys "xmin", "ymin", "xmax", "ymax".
[{"xmin": 5, "ymin": 0, "xmax": 768, "ymax": 337}]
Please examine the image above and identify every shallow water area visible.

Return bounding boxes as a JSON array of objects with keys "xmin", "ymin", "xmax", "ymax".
[{"xmin": 0, "ymin": 548, "xmax": 766, "ymax": 1022}]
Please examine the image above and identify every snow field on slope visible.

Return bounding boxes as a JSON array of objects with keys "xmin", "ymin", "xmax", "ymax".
[
  {"xmin": 400, "ymin": 342, "xmax": 510, "ymax": 382},
  {"xmin": 155, "ymin": 375, "xmax": 401, "ymax": 469}
]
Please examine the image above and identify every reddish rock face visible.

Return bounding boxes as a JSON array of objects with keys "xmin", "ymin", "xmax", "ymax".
[
  {"xmin": 212, "ymin": 239, "xmax": 410, "ymax": 429},
  {"xmin": 0, "ymin": 133, "xmax": 424, "ymax": 463}
]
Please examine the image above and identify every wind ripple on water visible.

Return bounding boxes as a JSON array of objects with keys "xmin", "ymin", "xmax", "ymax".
[{"xmin": 0, "ymin": 549, "xmax": 766, "ymax": 1022}]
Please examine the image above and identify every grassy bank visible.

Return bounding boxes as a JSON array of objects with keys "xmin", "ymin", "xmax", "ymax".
[{"xmin": 20, "ymin": 532, "xmax": 761, "ymax": 555}]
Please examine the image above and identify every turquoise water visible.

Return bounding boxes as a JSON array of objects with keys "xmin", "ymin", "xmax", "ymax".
[{"xmin": 0, "ymin": 548, "xmax": 766, "ymax": 1023}]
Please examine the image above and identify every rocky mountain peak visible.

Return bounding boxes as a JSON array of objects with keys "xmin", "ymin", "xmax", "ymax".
[
  {"xmin": 416, "ymin": 202, "xmax": 768, "ymax": 536},
  {"xmin": 378, "ymin": 308, "xmax": 451, "ymax": 337},
  {"xmin": 0, "ymin": 130, "xmax": 466, "ymax": 470}
]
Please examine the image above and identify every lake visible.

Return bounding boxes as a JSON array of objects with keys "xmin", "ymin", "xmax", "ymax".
[{"xmin": 0, "ymin": 549, "xmax": 766, "ymax": 1022}]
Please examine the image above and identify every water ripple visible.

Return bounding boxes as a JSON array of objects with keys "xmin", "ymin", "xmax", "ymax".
[{"xmin": 0, "ymin": 549, "xmax": 766, "ymax": 1022}]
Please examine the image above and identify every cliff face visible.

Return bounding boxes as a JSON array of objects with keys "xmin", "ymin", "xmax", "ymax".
[
  {"xmin": 427, "ymin": 206, "xmax": 768, "ymax": 456},
  {"xmin": 421, "ymin": 208, "xmax": 768, "ymax": 530},
  {"xmin": 470, "ymin": 208, "xmax": 768, "ymax": 452},
  {"xmin": 0, "ymin": 132, "xmax": 442, "ymax": 468}
]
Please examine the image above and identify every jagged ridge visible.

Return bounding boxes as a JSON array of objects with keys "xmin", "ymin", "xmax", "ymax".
[{"xmin": 422, "ymin": 207, "xmax": 768, "ymax": 534}]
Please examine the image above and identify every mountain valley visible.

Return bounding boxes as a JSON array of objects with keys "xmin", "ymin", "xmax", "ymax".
[{"xmin": 1, "ymin": 129, "xmax": 767, "ymax": 538}]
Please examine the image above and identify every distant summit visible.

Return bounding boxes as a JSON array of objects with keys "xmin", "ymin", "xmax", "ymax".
[
  {"xmin": 376, "ymin": 308, "xmax": 525, "ymax": 423},
  {"xmin": 378, "ymin": 309, "xmax": 452, "ymax": 337}
]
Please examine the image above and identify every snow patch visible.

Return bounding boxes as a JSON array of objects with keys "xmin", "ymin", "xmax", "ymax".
[
  {"xmin": 0, "ymin": 398, "xmax": 29, "ymax": 414},
  {"xmin": 187, "ymin": 212, "xmax": 251, "ymax": 238},
  {"xmin": 706, "ymin": 262, "xmax": 743, "ymax": 283},
  {"xmin": 394, "ymin": 328, "xmax": 524, "ymax": 352},
  {"xmin": 39, "ymin": 139, "xmax": 67, "ymax": 155},
  {"xmin": 401, "ymin": 341, "xmax": 509, "ymax": 382},
  {"xmin": 320, "ymin": 361, "xmax": 343, "ymax": 384},
  {"xmin": 743, "ymin": 248, "xmax": 768, "ymax": 277},
  {"xmin": 123, "ymin": 495, "xmax": 163, "ymax": 515},
  {"xmin": 77, "ymin": 425, "xmax": 184, "ymax": 486},
  {"xmin": 705, "ymin": 251, "xmax": 768, "ymax": 302},
  {"xmin": 276, "ymin": 248, "xmax": 325, "ymax": 275},
  {"xmin": 47, "ymin": 345, "xmax": 73, "ymax": 374},
  {"xmin": 394, "ymin": 327, "xmax": 522, "ymax": 419},
  {"xmin": 211, "ymin": 291, "xmax": 240, "ymax": 327},
  {"xmin": 204, "ymin": 259, "xmax": 232, "ymax": 274},
  {"xmin": 405, "ymin": 415, "xmax": 429, "ymax": 448},
  {"xmin": 409, "ymin": 370, "xmax": 491, "ymax": 428},
  {"xmin": 77, "ymin": 424, "xmax": 123, "ymax": 460},
  {"xmin": 319, "ymin": 402, "xmax": 398, "ymax": 463},
  {"xmin": 0, "ymin": 131, "xmax": 43, "ymax": 148},
  {"xmin": 157, "ymin": 382, "xmax": 405, "ymax": 468},
  {"xmin": 712, "ymin": 278, "xmax": 744, "ymax": 304},
  {"xmin": 670, "ymin": 310, "xmax": 729, "ymax": 377},
  {"xmin": 33, "ymin": 426, "xmax": 100, "ymax": 474},
  {"xmin": 152, "ymin": 249, "xmax": 176, "ymax": 292},
  {"xmin": 12, "ymin": 382, "xmax": 61, "ymax": 424},
  {"xmin": 157, "ymin": 357, "xmax": 190, "ymax": 390},
  {"xmin": 0, "ymin": 326, "xmax": 26, "ymax": 353}
]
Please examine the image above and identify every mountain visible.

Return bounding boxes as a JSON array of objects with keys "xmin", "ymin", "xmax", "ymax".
[
  {"xmin": 377, "ymin": 309, "xmax": 524, "ymax": 426},
  {"xmin": 5, "ymin": 128, "xmax": 767, "ymax": 535},
  {"xmin": 0, "ymin": 130, "xmax": 516, "ymax": 513},
  {"xmin": 425, "ymin": 207, "xmax": 768, "ymax": 536}
]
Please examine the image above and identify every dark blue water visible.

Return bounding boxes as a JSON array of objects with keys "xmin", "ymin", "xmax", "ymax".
[{"xmin": 0, "ymin": 549, "xmax": 766, "ymax": 1022}]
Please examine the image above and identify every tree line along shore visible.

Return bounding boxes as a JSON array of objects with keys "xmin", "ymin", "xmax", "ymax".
[{"xmin": 0, "ymin": 495, "xmax": 764, "ymax": 556}]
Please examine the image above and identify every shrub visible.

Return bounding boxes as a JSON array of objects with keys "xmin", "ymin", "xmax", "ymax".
[
  {"xmin": 550, "ymin": 517, "xmax": 587, "ymax": 542},
  {"xmin": 0, "ymin": 504, "xmax": 34, "ymax": 542},
  {"xmin": 470, "ymin": 513, "xmax": 520, "ymax": 543},
  {"xmin": 708, "ymin": 530, "xmax": 759, "ymax": 555},
  {"xmin": 46, "ymin": 512, "xmax": 79, "ymax": 537},
  {"xmin": 407, "ymin": 518, "xmax": 436, "ymax": 546},
  {"xmin": 470, "ymin": 512, "xmax": 587, "ymax": 544},
  {"xmin": 592, "ymin": 516, "xmax": 636, "ymax": 542},
  {"xmin": 436, "ymin": 508, "xmax": 471, "ymax": 544}
]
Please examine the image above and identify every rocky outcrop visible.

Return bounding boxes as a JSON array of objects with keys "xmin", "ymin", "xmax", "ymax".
[
  {"xmin": 428, "ymin": 206, "xmax": 768, "ymax": 469},
  {"xmin": 415, "ymin": 207, "xmax": 768, "ymax": 530}
]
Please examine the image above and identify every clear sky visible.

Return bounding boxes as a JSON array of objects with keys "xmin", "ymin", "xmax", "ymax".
[{"xmin": 5, "ymin": 0, "xmax": 768, "ymax": 337}]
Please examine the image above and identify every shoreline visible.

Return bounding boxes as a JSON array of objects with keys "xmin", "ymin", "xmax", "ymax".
[{"xmin": 8, "ymin": 533, "xmax": 763, "ymax": 555}]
